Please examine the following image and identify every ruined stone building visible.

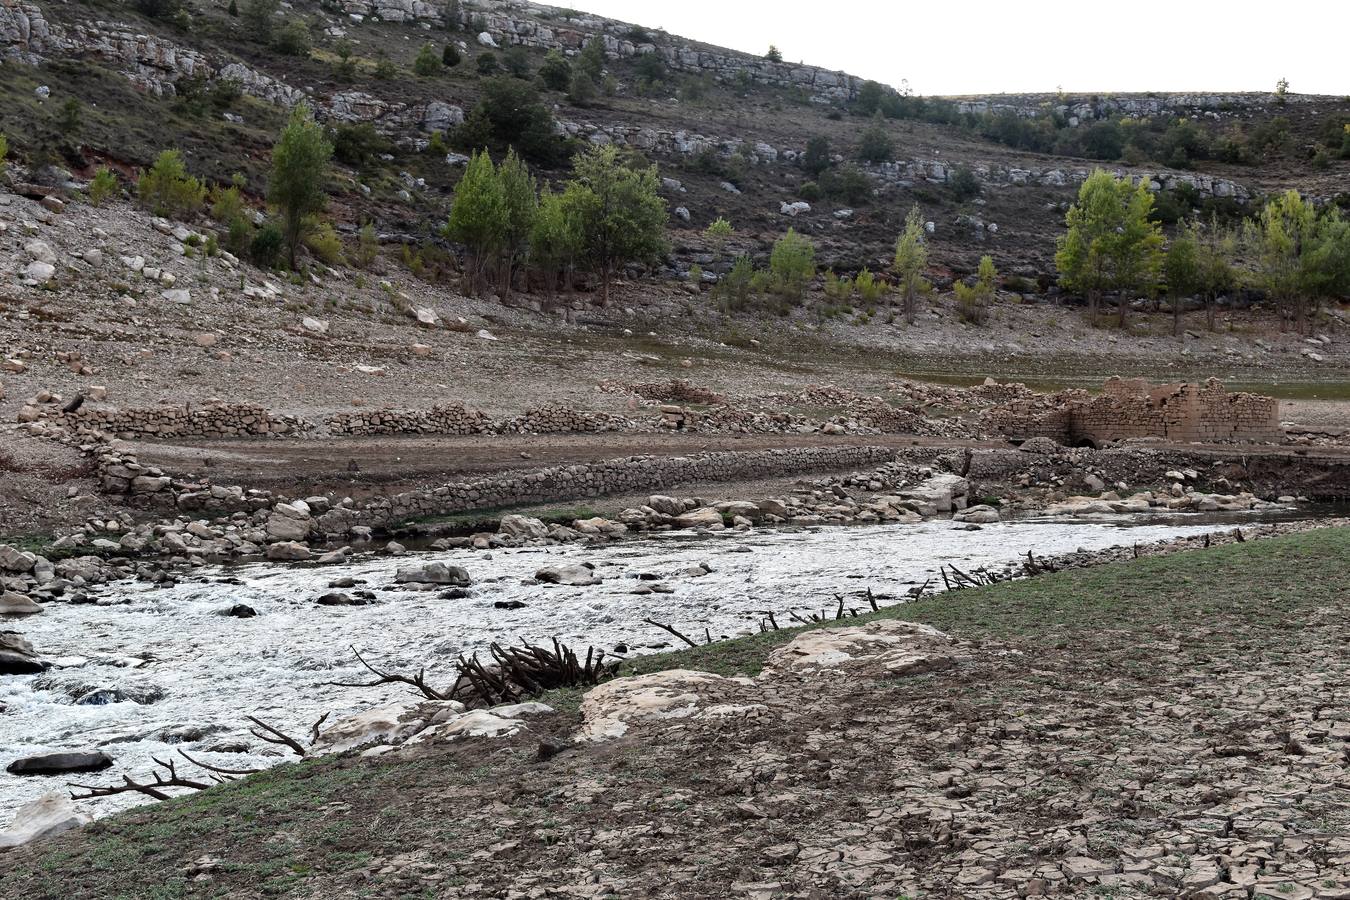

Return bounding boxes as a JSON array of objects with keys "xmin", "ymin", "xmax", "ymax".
[{"xmin": 987, "ymin": 378, "xmax": 1282, "ymax": 447}]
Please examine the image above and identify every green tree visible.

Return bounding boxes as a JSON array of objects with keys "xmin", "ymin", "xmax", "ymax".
[
  {"xmin": 892, "ymin": 205, "xmax": 928, "ymax": 324},
  {"xmin": 455, "ymin": 77, "xmax": 560, "ymax": 163},
  {"xmin": 414, "ymin": 43, "xmax": 442, "ymax": 76},
  {"xmin": 241, "ymin": 0, "xmax": 278, "ymax": 43},
  {"xmin": 267, "ymin": 102, "xmax": 333, "ymax": 269},
  {"xmin": 567, "ymin": 68, "xmax": 597, "ymax": 105},
  {"xmin": 802, "ymin": 136, "xmax": 831, "ymax": 176},
  {"xmin": 530, "ymin": 186, "xmax": 584, "ymax": 301},
  {"xmin": 444, "ymin": 149, "xmax": 506, "ymax": 293},
  {"xmin": 476, "ymin": 51, "xmax": 498, "ymax": 75},
  {"xmin": 1244, "ymin": 190, "xmax": 1350, "ymax": 333},
  {"xmin": 765, "ymin": 45, "xmax": 782, "ymax": 63},
  {"xmin": 137, "ymin": 149, "xmax": 206, "ymax": 219},
  {"xmin": 273, "ymin": 20, "xmax": 310, "ymax": 56},
  {"xmin": 1163, "ymin": 220, "xmax": 1200, "ymax": 336},
  {"xmin": 857, "ymin": 112, "xmax": 893, "ymax": 163},
  {"xmin": 768, "ymin": 228, "xmax": 815, "ymax": 303},
  {"xmin": 538, "ymin": 50, "xmax": 571, "ymax": 91},
  {"xmin": 704, "ymin": 217, "xmax": 733, "ymax": 259},
  {"xmin": 89, "ymin": 168, "xmax": 119, "ymax": 206},
  {"xmin": 1055, "ymin": 170, "xmax": 1164, "ymax": 326},
  {"xmin": 0, "ymin": 133, "xmax": 9, "ymax": 170},
  {"xmin": 443, "ymin": 44, "xmax": 461, "ymax": 67},
  {"xmin": 566, "ymin": 144, "xmax": 668, "ymax": 306},
  {"xmin": 576, "ymin": 36, "xmax": 606, "ymax": 84},
  {"xmin": 497, "ymin": 149, "xmax": 538, "ymax": 298},
  {"xmin": 954, "ymin": 255, "xmax": 997, "ymax": 325}
]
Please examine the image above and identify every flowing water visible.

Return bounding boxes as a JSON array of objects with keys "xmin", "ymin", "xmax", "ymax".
[{"xmin": 0, "ymin": 509, "xmax": 1329, "ymax": 823}]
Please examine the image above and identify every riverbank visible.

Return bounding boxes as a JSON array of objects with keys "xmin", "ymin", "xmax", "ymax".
[{"xmin": 2, "ymin": 525, "xmax": 1346, "ymax": 898}]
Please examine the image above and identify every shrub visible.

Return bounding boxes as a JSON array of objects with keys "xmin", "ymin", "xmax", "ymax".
[
  {"xmin": 329, "ymin": 122, "xmax": 388, "ymax": 168},
  {"xmin": 567, "ymin": 67, "xmax": 597, "ymax": 105},
  {"xmin": 822, "ymin": 269, "xmax": 853, "ymax": 303},
  {"xmin": 948, "ymin": 165, "xmax": 981, "ymax": 201},
  {"xmin": 576, "ymin": 36, "xmax": 605, "ymax": 83},
  {"xmin": 819, "ymin": 164, "xmax": 872, "ymax": 205},
  {"xmin": 413, "ymin": 43, "xmax": 442, "ymax": 76},
  {"xmin": 715, "ymin": 254, "xmax": 756, "ymax": 311},
  {"xmin": 954, "ymin": 255, "xmax": 997, "ymax": 325},
  {"xmin": 704, "ymin": 216, "xmax": 733, "ymax": 257},
  {"xmin": 455, "ymin": 77, "xmax": 562, "ymax": 163},
  {"xmin": 765, "ymin": 45, "xmax": 782, "ymax": 63},
  {"xmin": 798, "ymin": 181, "xmax": 821, "ymax": 202},
  {"xmin": 476, "ymin": 51, "xmax": 499, "ymax": 75},
  {"xmin": 89, "ymin": 168, "xmax": 119, "ymax": 206},
  {"xmin": 303, "ymin": 220, "xmax": 344, "ymax": 264},
  {"xmin": 443, "ymin": 44, "xmax": 461, "ymax": 67},
  {"xmin": 857, "ymin": 113, "xmax": 893, "ymax": 163},
  {"xmin": 854, "ymin": 267, "xmax": 887, "ymax": 305},
  {"xmin": 249, "ymin": 222, "xmax": 283, "ymax": 268},
  {"xmin": 273, "ymin": 21, "xmax": 310, "ymax": 56},
  {"xmin": 0, "ymin": 133, "xmax": 7, "ymax": 169},
  {"xmin": 242, "ymin": 0, "xmax": 279, "ymax": 43},
  {"xmin": 373, "ymin": 53, "xmax": 398, "ymax": 80},
  {"xmin": 768, "ymin": 228, "xmax": 815, "ymax": 302},
  {"xmin": 135, "ymin": 0, "xmax": 182, "ymax": 19},
  {"xmin": 354, "ymin": 221, "xmax": 379, "ymax": 268},
  {"xmin": 634, "ymin": 53, "xmax": 666, "ymax": 88},
  {"xmin": 502, "ymin": 47, "xmax": 531, "ymax": 78},
  {"xmin": 802, "ymin": 136, "xmax": 830, "ymax": 176},
  {"xmin": 137, "ymin": 150, "xmax": 206, "ymax": 219},
  {"xmin": 538, "ymin": 50, "xmax": 571, "ymax": 90}
]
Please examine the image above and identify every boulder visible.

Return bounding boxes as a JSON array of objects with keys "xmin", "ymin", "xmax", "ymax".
[
  {"xmin": 265, "ymin": 541, "xmax": 312, "ymax": 561},
  {"xmin": 0, "ymin": 592, "xmax": 41, "ymax": 616},
  {"xmin": 646, "ymin": 495, "xmax": 685, "ymax": 516},
  {"xmin": 498, "ymin": 514, "xmax": 548, "ymax": 539},
  {"xmin": 953, "ymin": 504, "xmax": 1000, "ymax": 524},
  {"xmin": 0, "ymin": 632, "xmax": 46, "ymax": 675},
  {"xmin": 900, "ymin": 473, "xmax": 969, "ymax": 514},
  {"xmin": 674, "ymin": 507, "xmax": 724, "ymax": 528},
  {"xmin": 393, "ymin": 562, "xmax": 471, "ymax": 586},
  {"xmin": 311, "ymin": 702, "xmax": 441, "ymax": 754},
  {"xmin": 535, "ymin": 564, "xmax": 602, "ymax": 586},
  {"xmin": 0, "ymin": 791, "xmax": 91, "ymax": 850},
  {"xmin": 7, "ymin": 751, "xmax": 113, "ymax": 776},
  {"xmin": 265, "ymin": 505, "xmax": 313, "ymax": 541}
]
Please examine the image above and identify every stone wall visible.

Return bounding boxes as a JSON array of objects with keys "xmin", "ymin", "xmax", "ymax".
[
  {"xmin": 316, "ymin": 445, "xmax": 902, "ymax": 532},
  {"xmin": 987, "ymin": 378, "xmax": 1281, "ymax": 446},
  {"xmin": 326, "ymin": 402, "xmax": 491, "ymax": 436},
  {"xmin": 42, "ymin": 402, "xmax": 310, "ymax": 439}
]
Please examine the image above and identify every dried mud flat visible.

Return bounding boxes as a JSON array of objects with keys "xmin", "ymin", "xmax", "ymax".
[{"xmin": 4, "ymin": 527, "xmax": 1347, "ymax": 899}]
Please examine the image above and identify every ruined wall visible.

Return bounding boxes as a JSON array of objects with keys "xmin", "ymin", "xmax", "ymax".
[
  {"xmin": 315, "ymin": 445, "xmax": 902, "ymax": 531},
  {"xmin": 988, "ymin": 378, "xmax": 1281, "ymax": 446}
]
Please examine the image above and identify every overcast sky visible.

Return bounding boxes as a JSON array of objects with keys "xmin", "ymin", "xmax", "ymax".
[{"xmin": 575, "ymin": 0, "xmax": 1348, "ymax": 98}]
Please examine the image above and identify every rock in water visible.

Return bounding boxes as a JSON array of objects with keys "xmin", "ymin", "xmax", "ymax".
[
  {"xmin": 534, "ymin": 564, "xmax": 602, "ymax": 586},
  {"xmin": 393, "ymin": 562, "xmax": 471, "ymax": 586},
  {"xmin": 7, "ymin": 751, "xmax": 114, "ymax": 776}
]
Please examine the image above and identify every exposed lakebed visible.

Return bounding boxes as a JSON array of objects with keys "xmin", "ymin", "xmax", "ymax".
[{"xmin": 0, "ymin": 509, "xmax": 1328, "ymax": 822}]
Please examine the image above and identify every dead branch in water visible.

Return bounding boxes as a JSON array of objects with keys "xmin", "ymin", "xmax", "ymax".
[
  {"xmin": 325, "ymin": 645, "xmax": 449, "ymax": 701},
  {"xmin": 643, "ymin": 617, "xmax": 700, "ymax": 649}
]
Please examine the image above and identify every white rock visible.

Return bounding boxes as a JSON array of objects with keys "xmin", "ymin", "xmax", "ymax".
[
  {"xmin": 23, "ymin": 260, "xmax": 55, "ymax": 283},
  {"xmin": 301, "ymin": 317, "xmax": 329, "ymax": 334},
  {"xmin": 161, "ymin": 289, "xmax": 191, "ymax": 305},
  {"xmin": 0, "ymin": 791, "xmax": 91, "ymax": 850}
]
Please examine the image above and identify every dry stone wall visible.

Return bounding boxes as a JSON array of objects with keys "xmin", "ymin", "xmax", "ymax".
[
  {"xmin": 41, "ymin": 403, "xmax": 310, "ymax": 439},
  {"xmin": 326, "ymin": 402, "xmax": 491, "ymax": 436}
]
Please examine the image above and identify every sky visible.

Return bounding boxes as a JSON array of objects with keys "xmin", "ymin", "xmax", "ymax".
[{"xmin": 574, "ymin": 0, "xmax": 1349, "ymax": 98}]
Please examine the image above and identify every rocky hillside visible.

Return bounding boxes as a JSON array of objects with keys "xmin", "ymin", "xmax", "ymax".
[{"xmin": 3, "ymin": 0, "xmax": 1348, "ymax": 280}]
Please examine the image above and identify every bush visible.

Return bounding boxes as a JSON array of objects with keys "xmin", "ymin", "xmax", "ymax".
[
  {"xmin": 273, "ymin": 21, "xmax": 310, "ymax": 56},
  {"xmin": 954, "ymin": 255, "xmax": 997, "ymax": 325},
  {"xmin": 538, "ymin": 50, "xmax": 571, "ymax": 90},
  {"xmin": 242, "ymin": 0, "xmax": 279, "ymax": 43},
  {"xmin": 455, "ymin": 77, "xmax": 562, "ymax": 164},
  {"xmin": 303, "ymin": 219, "xmax": 344, "ymax": 264},
  {"xmin": 822, "ymin": 269, "xmax": 853, "ymax": 303},
  {"xmin": 135, "ymin": 0, "xmax": 182, "ymax": 19},
  {"xmin": 798, "ymin": 181, "xmax": 821, "ymax": 202},
  {"xmin": 329, "ymin": 122, "xmax": 388, "ymax": 168},
  {"xmin": 948, "ymin": 165, "xmax": 981, "ymax": 201},
  {"xmin": 0, "ymin": 133, "xmax": 11, "ymax": 169},
  {"xmin": 715, "ymin": 254, "xmax": 756, "ymax": 311},
  {"xmin": 567, "ymin": 68, "xmax": 596, "ymax": 105},
  {"xmin": 137, "ymin": 149, "xmax": 206, "ymax": 219},
  {"xmin": 249, "ymin": 223, "xmax": 283, "ymax": 268},
  {"xmin": 857, "ymin": 113, "xmax": 893, "ymax": 163},
  {"xmin": 819, "ymin": 164, "xmax": 872, "ymax": 205},
  {"xmin": 502, "ymin": 47, "xmax": 531, "ymax": 78},
  {"xmin": 354, "ymin": 221, "xmax": 379, "ymax": 268},
  {"xmin": 854, "ymin": 267, "xmax": 887, "ymax": 305},
  {"xmin": 443, "ymin": 44, "xmax": 461, "ymax": 67},
  {"xmin": 765, "ymin": 45, "xmax": 782, "ymax": 63},
  {"xmin": 769, "ymin": 228, "xmax": 815, "ymax": 302},
  {"xmin": 373, "ymin": 54, "xmax": 398, "ymax": 80},
  {"xmin": 476, "ymin": 52, "xmax": 499, "ymax": 75},
  {"xmin": 802, "ymin": 136, "xmax": 830, "ymax": 176},
  {"xmin": 413, "ymin": 43, "xmax": 442, "ymax": 76},
  {"xmin": 89, "ymin": 168, "xmax": 119, "ymax": 206}
]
